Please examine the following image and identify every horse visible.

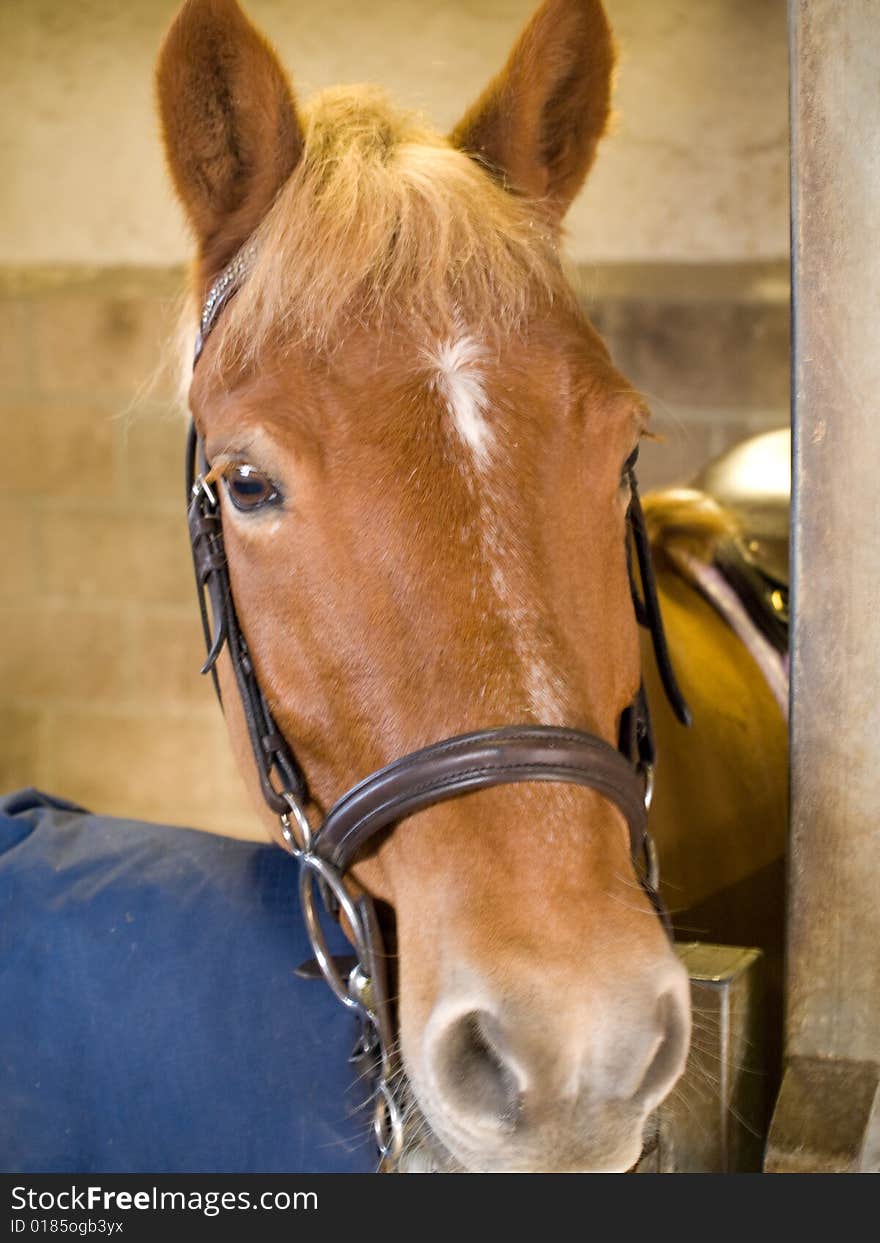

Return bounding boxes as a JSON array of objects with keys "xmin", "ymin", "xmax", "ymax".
[{"xmin": 156, "ymin": 0, "xmax": 787, "ymax": 1172}]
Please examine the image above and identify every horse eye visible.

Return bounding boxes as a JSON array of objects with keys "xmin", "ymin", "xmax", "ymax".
[{"xmin": 224, "ymin": 464, "xmax": 281, "ymax": 512}]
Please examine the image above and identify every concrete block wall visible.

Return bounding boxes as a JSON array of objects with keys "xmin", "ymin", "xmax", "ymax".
[
  {"xmin": 581, "ymin": 261, "xmax": 790, "ymax": 490},
  {"xmin": 0, "ymin": 267, "xmax": 263, "ymax": 837}
]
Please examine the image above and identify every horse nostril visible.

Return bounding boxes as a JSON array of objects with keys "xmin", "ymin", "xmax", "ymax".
[
  {"xmin": 634, "ymin": 988, "xmax": 690, "ymax": 1107},
  {"xmin": 431, "ymin": 1010, "xmax": 522, "ymax": 1131}
]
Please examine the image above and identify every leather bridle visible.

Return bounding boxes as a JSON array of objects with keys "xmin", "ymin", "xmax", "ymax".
[{"xmin": 185, "ymin": 249, "xmax": 690, "ymax": 1166}]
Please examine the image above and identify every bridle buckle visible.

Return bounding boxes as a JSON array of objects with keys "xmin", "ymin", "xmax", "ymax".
[
  {"xmin": 191, "ymin": 473, "xmax": 217, "ymax": 508},
  {"xmin": 279, "ymin": 791, "xmax": 313, "ymax": 856}
]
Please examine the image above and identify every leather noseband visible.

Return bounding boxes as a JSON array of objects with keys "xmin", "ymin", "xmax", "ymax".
[{"xmin": 319, "ymin": 726, "xmax": 647, "ymax": 872}]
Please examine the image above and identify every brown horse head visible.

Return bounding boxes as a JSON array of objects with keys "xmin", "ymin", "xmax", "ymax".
[{"xmin": 157, "ymin": 0, "xmax": 689, "ymax": 1172}]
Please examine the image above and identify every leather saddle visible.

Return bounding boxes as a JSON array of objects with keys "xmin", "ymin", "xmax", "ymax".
[
  {"xmin": 693, "ymin": 427, "xmax": 790, "ymax": 651},
  {"xmin": 694, "ymin": 427, "xmax": 790, "ymax": 588}
]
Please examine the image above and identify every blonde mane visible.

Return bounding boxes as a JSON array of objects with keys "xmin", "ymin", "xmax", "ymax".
[
  {"xmin": 642, "ymin": 488, "xmax": 740, "ymax": 564},
  {"xmin": 200, "ymin": 86, "xmax": 571, "ymax": 370}
]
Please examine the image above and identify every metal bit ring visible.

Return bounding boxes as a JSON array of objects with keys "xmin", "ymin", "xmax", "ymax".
[{"xmin": 298, "ymin": 853, "xmax": 371, "ymax": 1012}]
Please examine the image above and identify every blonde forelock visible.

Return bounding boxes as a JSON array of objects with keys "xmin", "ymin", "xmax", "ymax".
[{"xmin": 199, "ymin": 85, "xmax": 571, "ymax": 371}]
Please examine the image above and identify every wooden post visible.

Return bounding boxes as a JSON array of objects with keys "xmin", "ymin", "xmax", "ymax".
[{"xmin": 765, "ymin": 0, "xmax": 880, "ymax": 1173}]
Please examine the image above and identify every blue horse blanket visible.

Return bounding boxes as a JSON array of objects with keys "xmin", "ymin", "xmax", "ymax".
[{"xmin": 0, "ymin": 789, "xmax": 375, "ymax": 1173}]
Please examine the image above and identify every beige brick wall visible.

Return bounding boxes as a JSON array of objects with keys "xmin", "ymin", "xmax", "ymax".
[
  {"xmin": 582, "ymin": 262, "xmax": 790, "ymax": 491},
  {"xmin": 0, "ymin": 263, "xmax": 788, "ymax": 835},
  {"xmin": 0, "ymin": 267, "xmax": 265, "ymax": 838}
]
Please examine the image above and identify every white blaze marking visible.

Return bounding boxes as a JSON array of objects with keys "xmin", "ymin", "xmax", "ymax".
[
  {"xmin": 429, "ymin": 334, "xmax": 566, "ymax": 724},
  {"xmin": 432, "ymin": 336, "xmax": 493, "ymax": 468}
]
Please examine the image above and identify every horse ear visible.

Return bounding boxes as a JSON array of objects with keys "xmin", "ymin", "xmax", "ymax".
[
  {"xmin": 450, "ymin": 0, "xmax": 614, "ymax": 220},
  {"xmin": 156, "ymin": 0, "xmax": 303, "ymax": 283}
]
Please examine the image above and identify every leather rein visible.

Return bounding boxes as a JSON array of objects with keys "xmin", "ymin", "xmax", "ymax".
[{"xmin": 185, "ymin": 249, "xmax": 691, "ymax": 1166}]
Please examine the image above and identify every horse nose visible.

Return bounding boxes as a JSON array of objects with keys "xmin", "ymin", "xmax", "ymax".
[
  {"xmin": 630, "ymin": 985, "xmax": 692, "ymax": 1110},
  {"xmin": 423, "ymin": 962, "xmax": 690, "ymax": 1148},
  {"xmin": 429, "ymin": 1009, "xmax": 524, "ymax": 1131}
]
